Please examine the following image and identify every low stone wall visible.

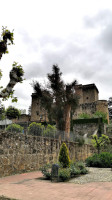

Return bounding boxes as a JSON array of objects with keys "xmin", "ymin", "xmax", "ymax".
[
  {"xmin": 0, "ymin": 132, "xmax": 95, "ymax": 177},
  {"xmin": 73, "ymin": 122, "xmax": 106, "ymax": 137}
]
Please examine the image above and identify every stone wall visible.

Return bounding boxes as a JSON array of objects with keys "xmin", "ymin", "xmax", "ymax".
[
  {"xmin": 31, "ymin": 94, "xmax": 48, "ymax": 122},
  {"xmin": 0, "ymin": 131, "xmax": 95, "ymax": 177},
  {"xmin": 12, "ymin": 114, "xmax": 30, "ymax": 123},
  {"xmin": 73, "ymin": 100, "xmax": 109, "ymax": 123},
  {"xmin": 75, "ymin": 84, "xmax": 99, "ymax": 104},
  {"xmin": 73, "ymin": 122, "xmax": 106, "ymax": 137}
]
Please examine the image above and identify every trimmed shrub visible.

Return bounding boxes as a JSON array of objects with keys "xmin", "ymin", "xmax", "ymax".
[
  {"xmin": 28, "ymin": 122, "xmax": 44, "ymax": 136},
  {"xmin": 59, "ymin": 143, "xmax": 70, "ymax": 168},
  {"xmin": 86, "ymin": 152, "xmax": 112, "ymax": 168},
  {"xmin": 6, "ymin": 123, "xmax": 23, "ymax": 133},
  {"xmin": 44, "ymin": 124, "xmax": 56, "ymax": 137}
]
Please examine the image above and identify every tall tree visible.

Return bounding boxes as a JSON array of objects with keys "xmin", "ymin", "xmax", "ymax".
[
  {"xmin": 33, "ymin": 65, "xmax": 79, "ymax": 139},
  {"xmin": 6, "ymin": 106, "xmax": 20, "ymax": 119},
  {"xmin": 0, "ymin": 26, "xmax": 24, "ymax": 102}
]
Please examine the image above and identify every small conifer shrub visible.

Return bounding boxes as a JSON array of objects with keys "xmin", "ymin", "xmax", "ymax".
[{"xmin": 59, "ymin": 142, "xmax": 70, "ymax": 168}]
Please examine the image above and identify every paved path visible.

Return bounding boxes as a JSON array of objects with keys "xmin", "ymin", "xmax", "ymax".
[{"xmin": 0, "ymin": 171, "xmax": 112, "ymax": 200}]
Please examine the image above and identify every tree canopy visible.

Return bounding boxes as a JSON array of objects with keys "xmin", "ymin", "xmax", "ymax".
[
  {"xmin": 6, "ymin": 106, "xmax": 20, "ymax": 119},
  {"xmin": 92, "ymin": 134, "xmax": 110, "ymax": 154},
  {"xmin": 0, "ymin": 26, "xmax": 24, "ymax": 102},
  {"xmin": 33, "ymin": 65, "xmax": 79, "ymax": 136}
]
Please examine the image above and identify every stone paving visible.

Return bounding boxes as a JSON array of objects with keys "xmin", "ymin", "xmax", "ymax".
[{"xmin": 0, "ymin": 170, "xmax": 112, "ymax": 200}]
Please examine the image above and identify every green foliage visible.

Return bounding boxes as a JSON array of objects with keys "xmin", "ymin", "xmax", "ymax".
[
  {"xmin": 40, "ymin": 160, "xmax": 88, "ymax": 182},
  {"xmin": 75, "ymin": 161, "xmax": 88, "ymax": 174},
  {"xmin": 69, "ymin": 165, "xmax": 81, "ymax": 177},
  {"xmin": 6, "ymin": 106, "xmax": 20, "ymax": 119},
  {"xmin": 70, "ymin": 161, "xmax": 88, "ymax": 177},
  {"xmin": 86, "ymin": 152, "xmax": 112, "ymax": 168},
  {"xmin": 93, "ymin": 111, "xmax": 108, "ymax": 124},
  {"xmin": 59, "ymin": 168, "xmax": 71, "ymax": 181},
  {"xmin": 78, "ymin": 111, "xmax": 108, "ymax": 124},
  {"xmin": 44, "ymin": 124, "xmax": 56, "ymax": 137},
  {"xmin": 6, "ymin": 123, "xmax": 23, "ymax": 133},
  {"xmin": 40, "ymin": 164, "xmax": 51, "ymax": 180},
  {"xmin": 79, "ymin": 113, "xmax": 91, "ymax": 119},
  {"xmin": 0, "ymin": 103, "xmax": 5, "ymax": 120},
  {"xmin": 59, "ymin": 143, "xmax": 70, "ymax": 168},
  {"xmin": 92, "ymin": 134, "xmax": 110, "ymax": 154},
  {"xmin": 28, "ymin": 122, "xmax": 56, "ymax": 137},
  {"xmin": 11, "ymin": 62, "xmax": 24, "ymax": 83},
  {"xmin": 1, "ymin": 26, "xmax": 14, "ymax": 44},
  {"xmin": 0, "ymin": 27, "xmax": 24, "ymax": 102},
  {"xmin": 28, "ymin": 122, "xmax": 44, "ymax": 136},
  {"xmin": 33, "ymin": 65, "xmax": 79, "ymax": 131},
  {"xmin": 73, "ymin": 118, "xmax": 103, "ymax": 125}
]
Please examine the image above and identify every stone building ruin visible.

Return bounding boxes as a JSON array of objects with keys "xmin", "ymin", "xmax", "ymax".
[
  {"xmin": 30, "ymin": 83, "xmax": 109, "ymax": 123},
  {"xmin": 73, "ymin": 84, "xmax": 109, "ymax": 122}
]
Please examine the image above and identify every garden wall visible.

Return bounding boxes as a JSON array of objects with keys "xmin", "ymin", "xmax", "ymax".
[
  {"xmin": 0, "ymin": 131, "xmax": 95, "ymax": 177},
  {"xmin": 73, "ymin": 118, "xmax": 106, "ymax": 137}
]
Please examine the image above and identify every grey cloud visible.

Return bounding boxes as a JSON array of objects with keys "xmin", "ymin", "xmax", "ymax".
[
  {"xmin": 18, "ymin": 29, "xmax": 39, "ymax": 52},
  {"xmin": 14, "ymin": 81, "xmax": 32, "ymax": 100},
  {"xmin": 22, "ymin": 26, "xmax": 112, "ymax": 99},
  {"xmin": 84, "ymin": 9, "xmax": 112, "ymax": 28},
  {"xmin": 98, "ymin": 24, "xmax": 112, "ymax": 51},
  {"xmin": 84, "ymin": 9, "xmax": 112, "ymax": 52},
  {"xmin": 24, "ymin": 62, "xmax": 50, "ymax": 79},
  {"xmin": 39, "ymin": 35, "xmax": 65, "ymax": 47}
]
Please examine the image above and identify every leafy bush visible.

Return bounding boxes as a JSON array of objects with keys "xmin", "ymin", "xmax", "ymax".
[
  {"xmin": 76, "ymin": 162, "xmax": 88, "ymax": 174},
  {"xmin": 92, "ymin": 134, "xmax": 110, "ymax": 154},
  {"xmin": 59, "ymin": 143, "xmax": 70, "ymax": 168},
  {"xmin": 79, "ymin": 113, "xmax": 91, "ymax": 119},
  {"xmin": 70, "ymin": 161, "xmax": 88, "ymax": 177},
  {"xmin": 44, "ymin": 124, "xmax": 56, "ymax": 137},
  {"xmin": 69, "ymin": 165, "xmax": 81, "ymax": 177},
  {"xmin": 86, "ymin": 152, "xmax": 112, "ymax": 168},
  {"xmin": 28, "ymin": 122, "xmax": 44, "ymax": 136},
  {"xmin": 40, "ymin": 164, "xmax": 51, "ymax": 180},
  {"xmin": 59, "ymin": 168, "xmax": 71, "ymax": 181},
  {"xmin": 93, "ymin": 111, "xmax": 108, "ymax": 124},
  {"xmin": 6, "ymin": 123, "xmax": 23, "ymax": 133},
  {"xmin": 40, "ymin": 161, "xmax": 88, "ymax": 181},
  {"xmin": 78, "ymin": 111, "xmax": 108, "ymax": 124}
]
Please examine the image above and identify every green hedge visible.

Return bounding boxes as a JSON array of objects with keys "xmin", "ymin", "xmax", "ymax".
[
  {"xmin": 85, "ymin": 152, "xmax": 112, "ymax": 168},
  {"xmin": 6, "ymin": 124, "xmax": 23, "ymax": 133},
  {"xmin": 72, "ymin": 118, "xmax": 103, "ymax": 125}
]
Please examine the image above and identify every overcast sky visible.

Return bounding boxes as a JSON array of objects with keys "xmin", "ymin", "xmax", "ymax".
[{"xmin": 0, "ymin": 0, "xmax": 112, "ymax": 113}]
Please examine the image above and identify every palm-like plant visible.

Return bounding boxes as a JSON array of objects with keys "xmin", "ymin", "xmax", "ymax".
[{"xmin": 33, "ymin": 65, "xmax": 79, "ymax": 138}]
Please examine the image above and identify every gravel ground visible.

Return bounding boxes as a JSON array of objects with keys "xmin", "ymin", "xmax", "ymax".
[{"xmin": 69, "ymin": 167, "xmax": 112, "ymax": 184}]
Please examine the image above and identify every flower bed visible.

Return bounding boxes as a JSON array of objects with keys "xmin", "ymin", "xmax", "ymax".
[{"xmin": 40, "ymin": 161, "xmax": 88, "ymax": 182}]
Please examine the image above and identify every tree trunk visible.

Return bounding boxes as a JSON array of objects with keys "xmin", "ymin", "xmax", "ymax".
[
  {"xmin": 97, "ymin": 146, "xmax": 100, "ymax": 154},
  {"xmin": 64, "ymin": 104, "xmax": 71, "ymax": 140}
]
